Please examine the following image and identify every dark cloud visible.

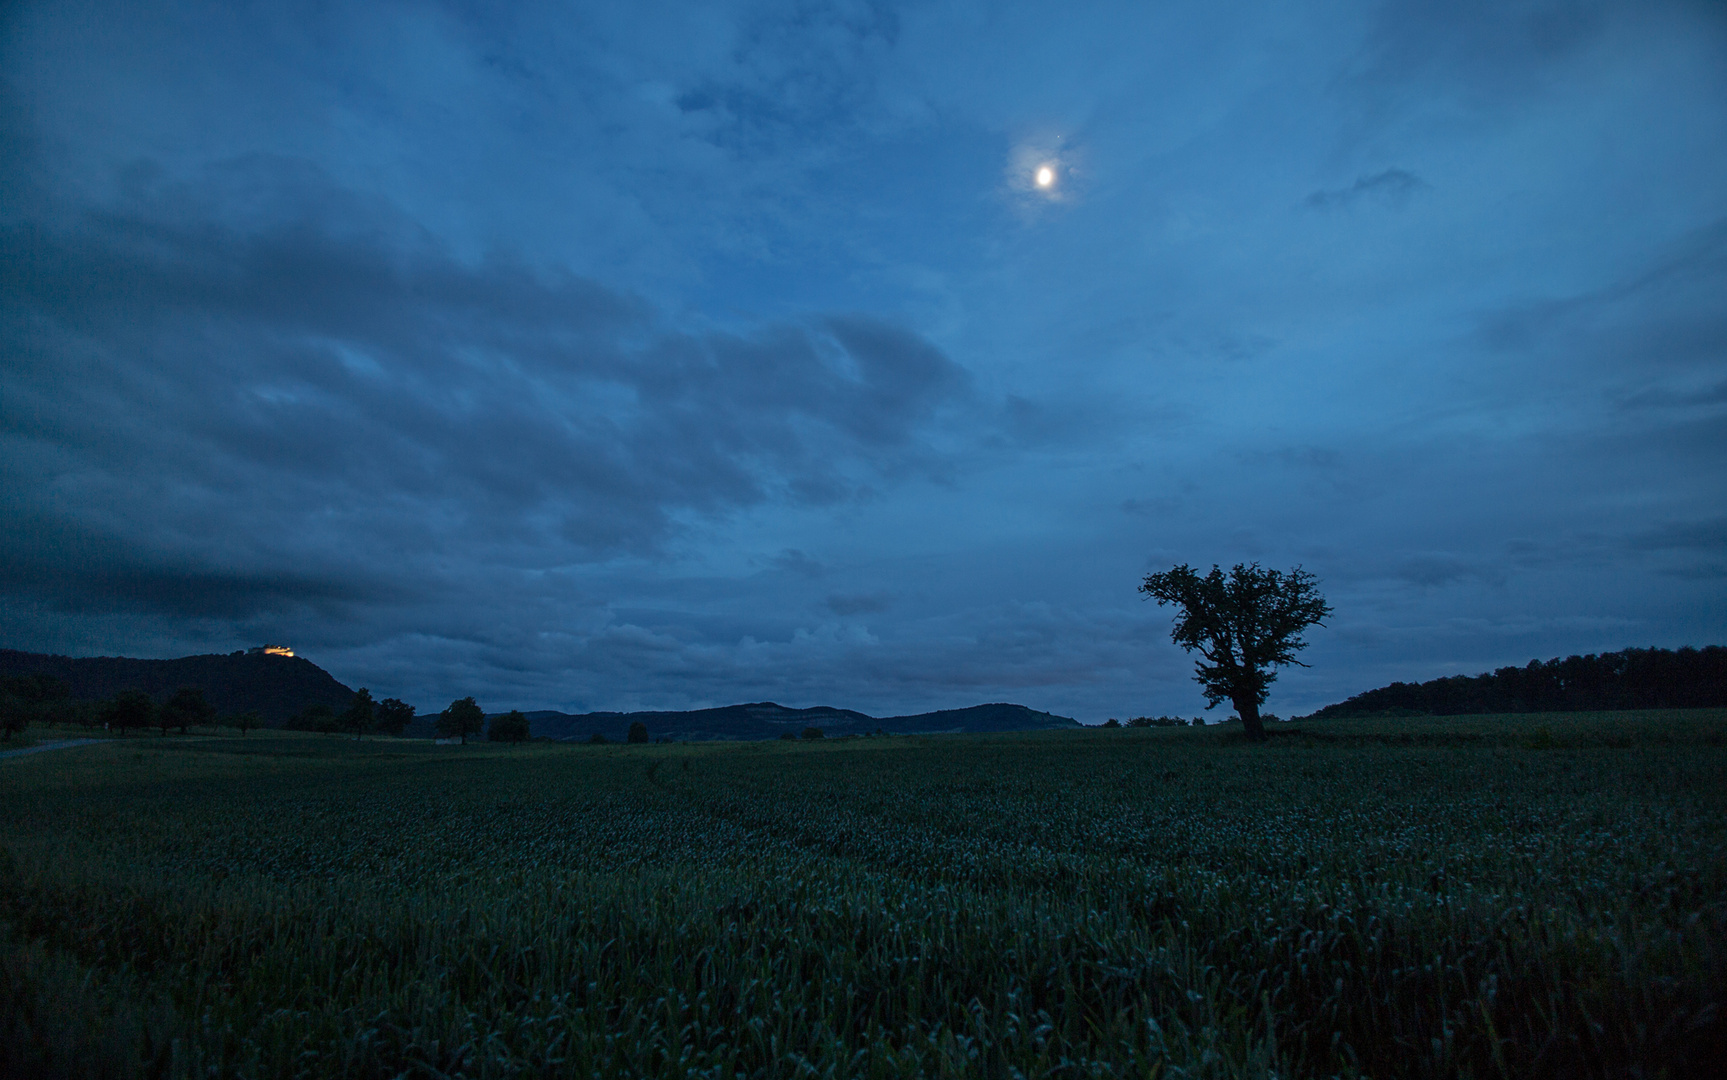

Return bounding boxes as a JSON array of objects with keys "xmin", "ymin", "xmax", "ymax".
[
  {"xmin": 1304, "ymin": 169, "xmax": 1427, "ymax": 210},
  {"xmin": 1395, "ymin": 553, "xmax": 1504, "ymax": 589},
  {"xmin": 0, "ymin": 510, "xmax": 379, "ymax": 619},
  {"xmin": 1350, "ymin": 0, "xmax": 1612, "ymax": 99},
  {"xmin": 1628, "ymin": 518, "xmax": 1727, "ymax": 553},
  {"xmin": 768, "ymin": 549, "xmax": 826, "ymax": 577},
  {"xmin": 826, "ymin": 592, "xmax": 891, "ymax": 615},
  {"xmin": 0, "ymin": 157, "xmax": 971, "ymax": 617}
]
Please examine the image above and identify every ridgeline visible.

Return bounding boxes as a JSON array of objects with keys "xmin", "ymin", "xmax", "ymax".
[
  {"xmin": 0, "ymin": 648, "xmax": 356, "ymax": 725},
  {"xmin": 0, "ymin": 648, "xmax": 1078, "ymax": 738}
]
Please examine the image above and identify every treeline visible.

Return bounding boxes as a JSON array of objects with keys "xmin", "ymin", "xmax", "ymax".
[
  {"xmin": 1, "ymin": 676, "xmax": 257, "ymax": 739},
  {"xmin": 1308, "ymin": 646, "xmax": 1727, "ymax": 719},
  {"xmin": 1, "ymin": 677, "xmax": 542, "ymax": 745}
]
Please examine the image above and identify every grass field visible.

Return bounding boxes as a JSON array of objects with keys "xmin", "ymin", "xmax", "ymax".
[{"xmin": 2, "ymin": 711, "xmax": 1723, "ymax": 1078}]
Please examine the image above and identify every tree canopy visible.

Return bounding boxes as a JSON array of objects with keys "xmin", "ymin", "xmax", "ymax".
[
  {"xmin": 374, "ymin": 697, "xmax": 416, "ymax": 737},
  {"xmin": 101, "ymin": 689, "xmax": 155, "ymax": 735},
  {"xmin": 488, "ymin": 709, "xmax": 530, "ymax": 744},
  {"xmin": 438, "ymin": 697, "xmax": 486, "ymax": 744},
  {"xmin": 1140, "ymin": 562, "xmax": 1331, "ymax": 742},
  {"xmin": 160, "ymin": 686, "xmax": 216, "ymax": 734},
  {"xmin": 341, "ymin": 688, "xmax": 375, "ymax": 740}
]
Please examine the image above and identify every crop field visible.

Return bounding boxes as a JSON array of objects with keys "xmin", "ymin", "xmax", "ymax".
[{"xmin": 2, "ymin": 711, "xmax": 1724, "ymax": 1079}]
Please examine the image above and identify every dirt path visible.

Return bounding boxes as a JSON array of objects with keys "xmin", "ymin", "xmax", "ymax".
[{"xmin": 0, "ymin": 738, "xmax": 111, "ymax": 760}]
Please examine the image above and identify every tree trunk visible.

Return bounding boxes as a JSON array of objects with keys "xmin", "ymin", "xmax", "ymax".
[{"xmin": 1234, "ymin": 695, "xmax": 1267, "ymax": 742}]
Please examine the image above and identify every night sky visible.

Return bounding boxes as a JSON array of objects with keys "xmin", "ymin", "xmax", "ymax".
[{"xmin": 3, "ymin": 1, "xmax": 1724, "ymax": 721}]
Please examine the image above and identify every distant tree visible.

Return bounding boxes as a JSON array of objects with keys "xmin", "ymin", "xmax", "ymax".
[
  {"xmin": 286, "ymin": 703, "xmax": 338, "ymax": 733},
  {"xmin": 626, "ymin": 720, "xmax": 649, "ymax": 744},
  {"xmin": 229, "ymin": 710, "xmax": 262, "ymax": 736},
  {"xmin": 1139, "ymin": 562, "xmax": 1332, "ymax": 743},
  {"xmin": 438, "ymin": 697, "xmax": 486, "ymax": 744},
  {"xmin": 160, "ymin": 686, "xmax": 216, "ymax": 734},
  {"xmin": 0, "ymin": 692, "xmax": 25, "ymax": 741},
  {"xmin": 489, "ymin": 709, "xmax": 530, "ymax": 744},
  {"xmin": 1102, "ymin": 718, "xmax": 1121, "ymax": 728},
  {"xmin": 1127, "ymin": 716, "xmax": 1186, "ymax": 728},
  {"xmin": 101, "ymin": 689, "xmax": 155, "ymax": 736},
  {"xmin": 340, "ymin": 688, "xmax": 375, "ymax": 740},
  {"xmin": 801, "ymin": 726, "xmax": 824, "ymax": 740},
  {"xmin": 1, "ymin": 675, "xmax": 71, "ymax": 738},
  {"xmin": 779, "ymin": 731, "xmax": 798, "ymax": 741},
  {"xmin": 375, "ymin": 698, "xmax": 415, "ymax": 737},
  {"xmin": 587, "ymin": 732, "xmax": 609, "ymax": 744}
]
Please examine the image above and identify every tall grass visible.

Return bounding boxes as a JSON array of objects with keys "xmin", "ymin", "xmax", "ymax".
[{"xmin": 2, "ymin": 712, "xmax": 1723, "ymax": 1078}]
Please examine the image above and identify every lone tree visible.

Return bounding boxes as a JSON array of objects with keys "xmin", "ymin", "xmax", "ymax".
[
  {"xmin": 1139, "ymin": 562, "xmax": 1332, "ymax": 742},
  {"xmin": 374, "ymin": 698, "xmax": 415, "ymax": 737},
  {"xmin": 438, "ymin": 697, "xmax": 486, "ymax": 744},
  {"xmin": 488, "ymin": 709, "xmax": 530, "ymax": 744},
  {"xmin": 340, "ymin": 688, "xmax": 375, "ymax": 740},
  {"xmin": 626, "ymin": 720, "xmax": 649, "ymax": 744}
]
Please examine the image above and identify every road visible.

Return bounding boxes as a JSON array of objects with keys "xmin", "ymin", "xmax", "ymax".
[{"xmin": 0, "ymin": 738, "xmax": 110, "ymax": 760}]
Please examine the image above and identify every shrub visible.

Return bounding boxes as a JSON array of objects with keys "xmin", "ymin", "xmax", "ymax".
[{"xmin": 801, "ymin": 727, "xmax": 824, "ymax": 740}]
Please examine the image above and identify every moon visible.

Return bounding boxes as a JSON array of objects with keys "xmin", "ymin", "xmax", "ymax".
[{"xmin": 1035, "ymin": 164, "xmax": 1055, "ymax": 188}]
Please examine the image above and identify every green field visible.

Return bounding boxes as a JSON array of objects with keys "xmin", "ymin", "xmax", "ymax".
[{"xmin": 2, "ymin": 712, "xmax": 1724, "ymax": 1078}]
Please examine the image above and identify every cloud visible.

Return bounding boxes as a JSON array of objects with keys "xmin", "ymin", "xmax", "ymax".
[
  {"xmin": 1304, "ymin": 168, "xmax": 1427, "ymax": 210},
  {"xmin": 1628, "ymin": 518, "xmax": 1727, "ymax": 553},
  {"xmin": 0, "ymin": 510, "xmax": 381, "ymax": 619},
  {"xmin": 0, "ymin": 157, "xmax": 973, "ymax": 616},
  {"xmin": 826, "ymin": 592, "xmax": 891, "ymax": 615}
]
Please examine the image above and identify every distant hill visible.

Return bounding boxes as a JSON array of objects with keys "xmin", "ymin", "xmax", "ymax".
[
  {"xmin": 408, "ymin": 701, "xmax": 1081, "ymax": 741},
  {"xmin": 0, "ymin": 648, "xmax": 356, "ymax": 724},
  {"xmin": 1305, "ymin": 645, "xmax": 1727, "ymax": 719}
]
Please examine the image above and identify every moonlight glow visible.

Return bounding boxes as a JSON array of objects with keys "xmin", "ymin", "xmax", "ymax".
[{"xmin": 1035, "ymin": 164, "xmax": 1055, "ymax": 188}]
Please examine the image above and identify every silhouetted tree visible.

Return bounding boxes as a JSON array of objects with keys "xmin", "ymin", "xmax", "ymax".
[
  {"xmin": 1140, "ymin": 562, "xmax": 1331, "ymax": 742},
  {"xmin": 587, "ymin": 732, "xmax": 609, "ymax": 744},
  {"xmin": 375, "ymin": 697, "xmax": 415, "ymax": 737},
  {"xmin": 101, "ymin": 689, "xmax": 155, "ymax": 736},
  {"xmin": 160, "ymin": 686, "xmax": 216, "ymax": 734},
  {"xmin": 1, "ymin": 675, "xmax": 71, "ymax": 738},
  {"xmin": 801, "ymin": 726, "xmax": 824, "ymax": 740},
  {"xmin": 489, "ymin": 709, "xmax": 530, "ymax": 744},
  {"xmin": 287, "ymin": 703, "xmax": 338, "ymax": 733},
  {"xmin": 627, "ymin": 720, "xmax": 649, "ymax": 744},
  {"xmin": 1102, "ymin": 718, "xmax": 1121, "ymax": 728},
  {"xmin": 0, "ymin": 692, "xmax": 25, "ymax": 741},
  {"xmin": 341, "ymin": 688, "xmax": 375, "ymax": 740},
  {"xmin": 438, "ymin": 697, "xmax": 485, "ymax": 744},
  {"xmin": 229, "ymin": 710, "xmax": 262, "ymax": 736}
]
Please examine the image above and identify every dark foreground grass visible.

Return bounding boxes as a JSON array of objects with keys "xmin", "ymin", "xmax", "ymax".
[{"xmin": 1, "ymin": 711, "xmax": 1723, "ymax": 1078}]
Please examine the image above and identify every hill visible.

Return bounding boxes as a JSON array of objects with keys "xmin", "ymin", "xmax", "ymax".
[
  {"xmin": 408, "ymin": 701, "xmax": 1081, "ymax": 741},
  {"xmin": 1305, "ymin": 645, "xmax": 1727, "ymax": 719},
  {"xmin": 0, "ymin": 648, "xmax": 356, "ymax": 724}
]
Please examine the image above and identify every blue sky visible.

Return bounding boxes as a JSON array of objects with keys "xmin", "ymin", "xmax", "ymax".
[{"xmin": 3, "ymin": 0, "xmax": 1724, "ymax": 720}]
